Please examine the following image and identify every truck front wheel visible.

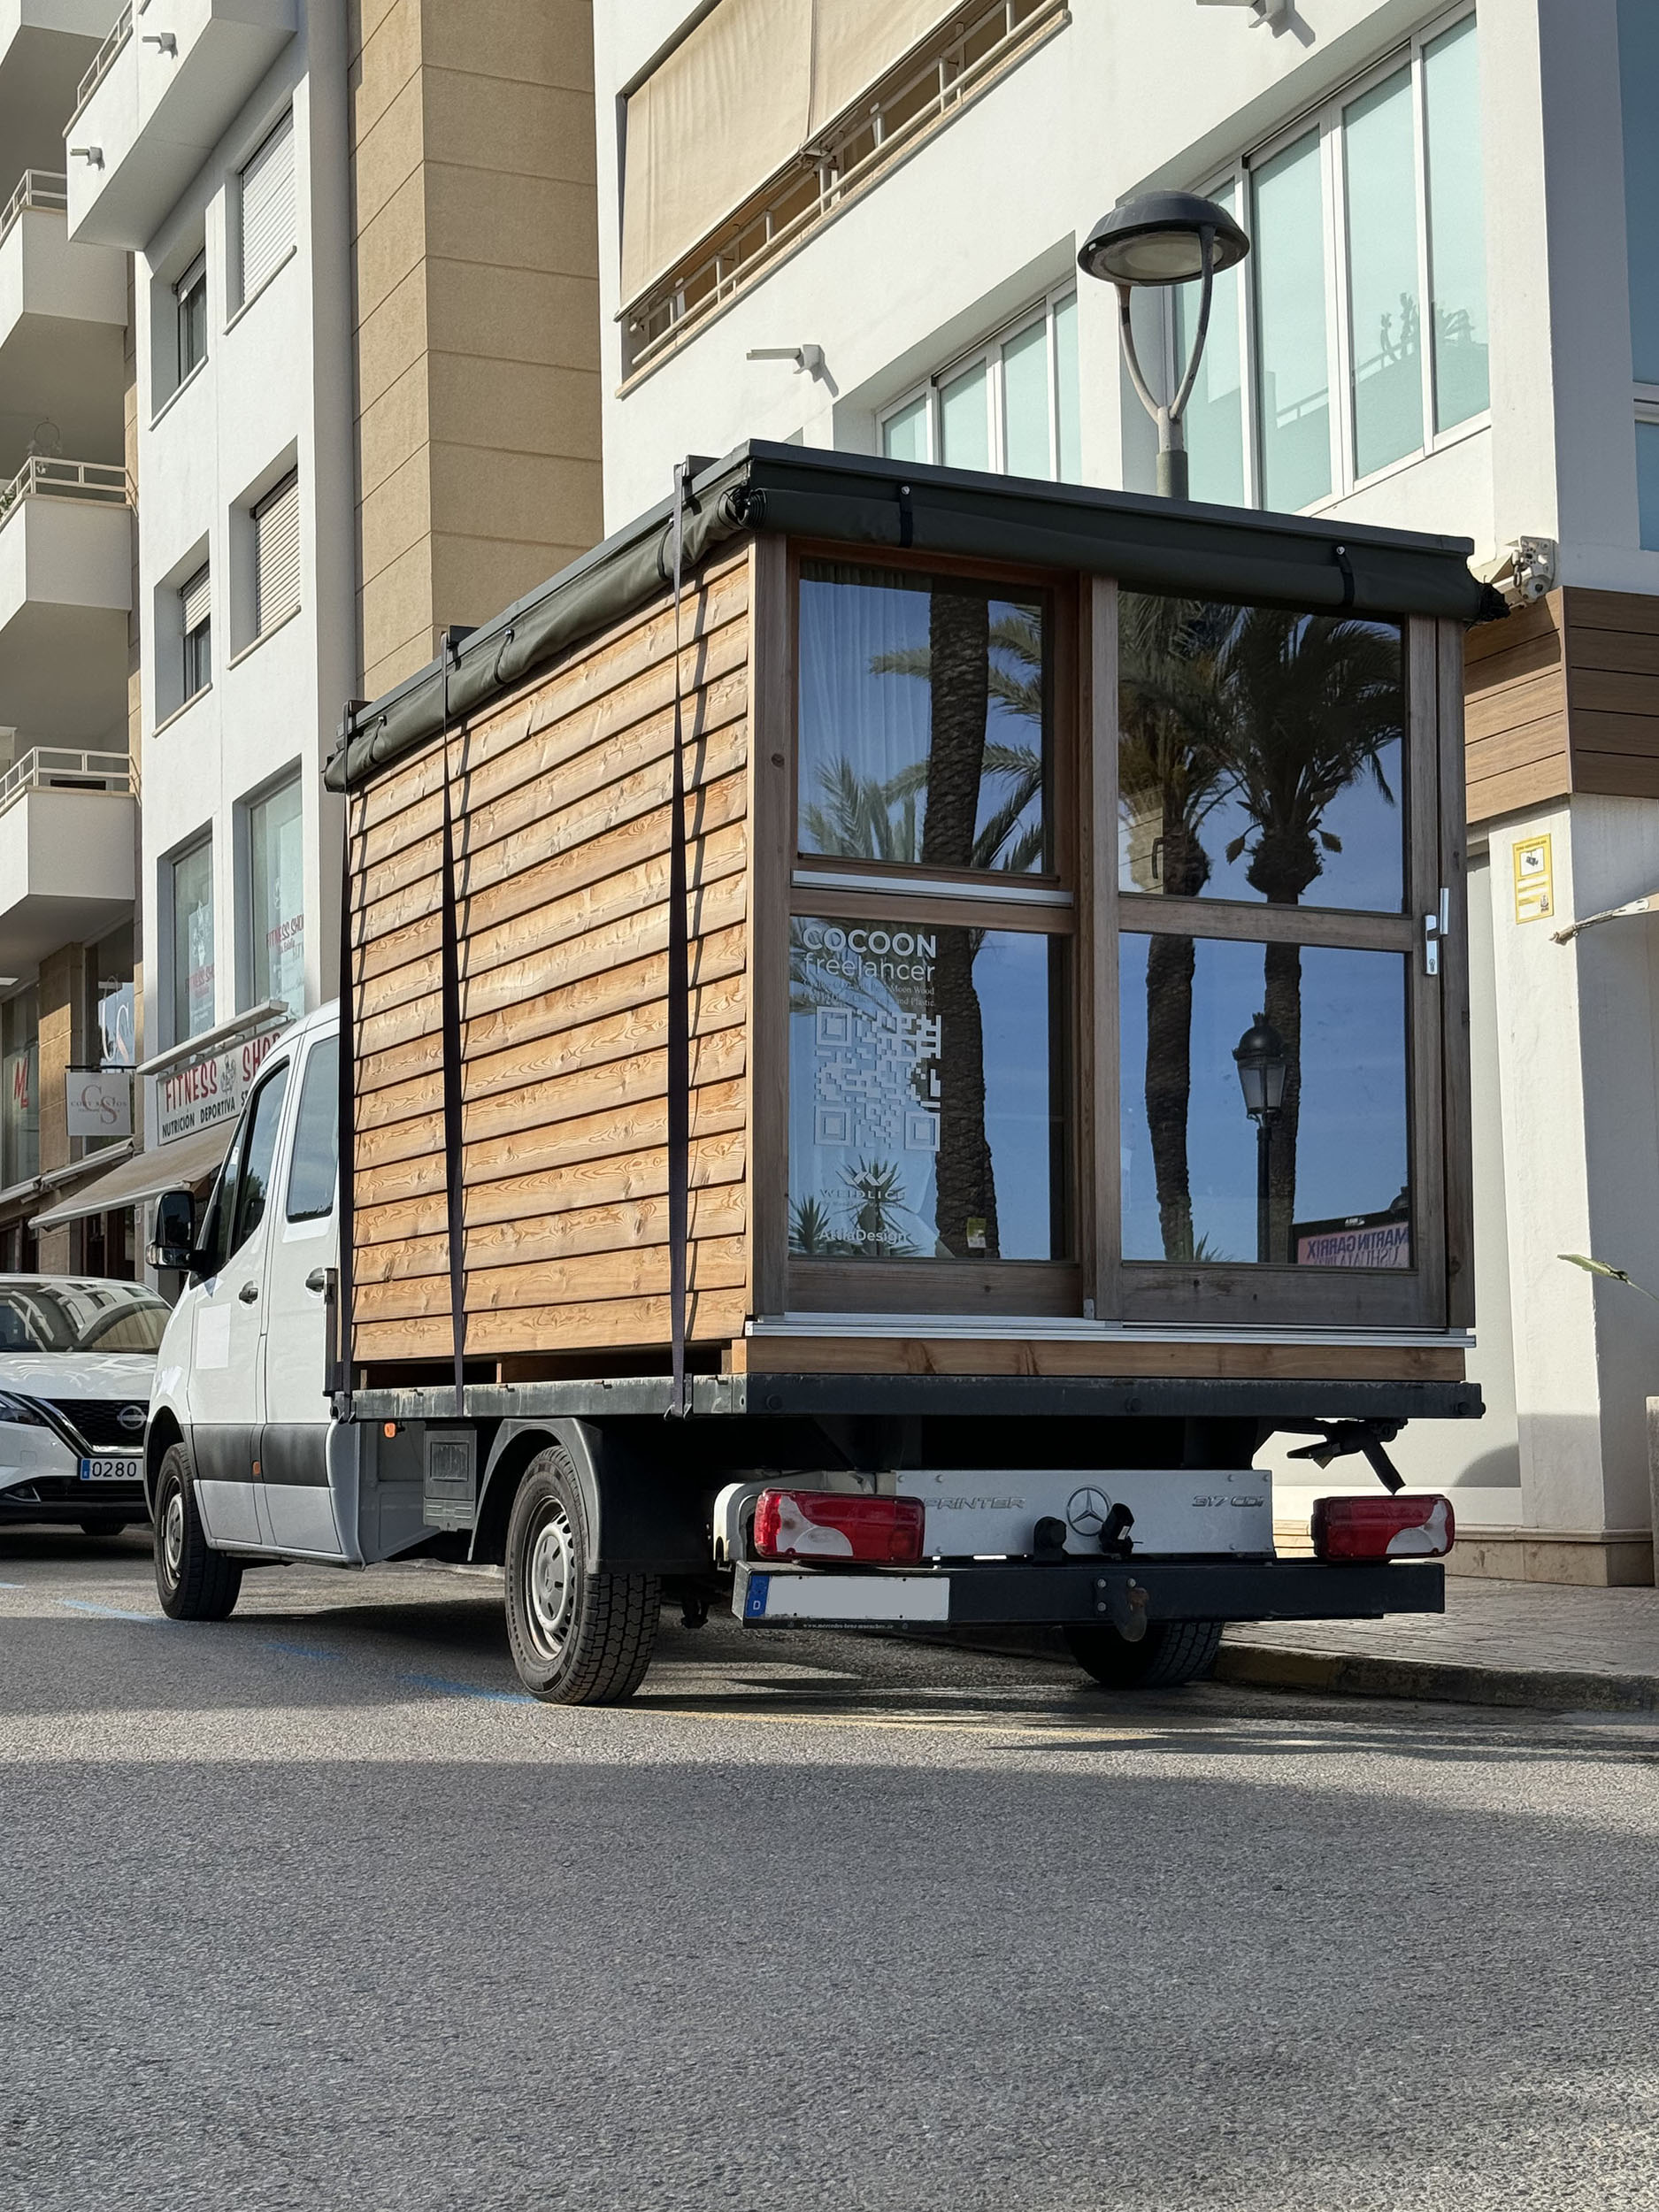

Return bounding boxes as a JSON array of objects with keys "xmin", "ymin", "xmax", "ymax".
[
  {"xmin": 1065, "ymin": 1619, "xmax": 1223, "ymax": 1690},
  {"xmin": 153, "ymin": 1446, "xmax": 242, "ymax": 1622},
  {"xmin": 503, "ymin": 1448, "xmax": 660, "ymax": 1703}
]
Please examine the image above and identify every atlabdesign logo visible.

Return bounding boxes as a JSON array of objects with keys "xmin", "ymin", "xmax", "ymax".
[{"xmin": 1066, "ymin": 1486, "xmax": 1112, "ymax": 1536}]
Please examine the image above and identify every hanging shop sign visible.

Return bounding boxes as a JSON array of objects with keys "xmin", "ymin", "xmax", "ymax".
[
  {"xmin": 154, "ymin": 1027, "xmax": 281, "ymax": 1145},
  {"xmin": 65, "ymin": 1066, "xmax": 134, "ymax": 1140}
]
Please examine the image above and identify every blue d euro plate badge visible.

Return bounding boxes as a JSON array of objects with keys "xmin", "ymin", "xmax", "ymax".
[{"xmin": 743, "ymin": 1572, "xmax": 771, "ymax": 1620}]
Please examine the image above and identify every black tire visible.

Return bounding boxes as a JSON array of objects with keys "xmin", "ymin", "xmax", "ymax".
[
  {"xmin": 1065, "ymin": 1619, "xmax": 1223, "ymax": 1690},
  {"xmin": 503, "ymin": 1448, "xmax": 659, "ymax": 1703},
  {"xmin": 81, "ymin": 1520, "xmax": 127, "ymax": 1537},
  {"xmin": 153, "ymin": 1446, "xmax": 242, "ymax": 1622}
]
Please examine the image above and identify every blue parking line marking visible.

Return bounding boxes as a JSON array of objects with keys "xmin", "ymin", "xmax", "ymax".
[
  {"xmin": 58, "ymin": 1597, "xmax": 156, "ymax": 1623},
  {"xmin": 262, "ymin": 1639, "xmax": 345, "ymax": 1662},
  {"xmin": 399, "ymin": 1669, "xmax": 536, "ymax": 1707},
  {"xmin": 0, "ymin": 1580, "xmax": 22, "ymax": 1589}
]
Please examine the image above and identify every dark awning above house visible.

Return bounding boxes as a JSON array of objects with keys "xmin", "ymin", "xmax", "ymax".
[{"xmin": 326, "ymin": 441, "xmax": 1494, "ymax": 795}]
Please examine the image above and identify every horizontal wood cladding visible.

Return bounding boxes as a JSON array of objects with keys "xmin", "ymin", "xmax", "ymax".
[
  {"xmin": 346, "ymin": 546, "xmax": 753, "ymax": 1363},
  {"xmin": 1463, "ymin": 588, "xmax": 1659, "ymax": 825},
  {"xmin": 727, "ymin": 1337, "xmax": 1468, "ymax": 1381}
]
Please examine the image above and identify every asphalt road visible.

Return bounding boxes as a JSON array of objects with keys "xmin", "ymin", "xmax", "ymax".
[{"xmin": 4, "ymin": 1529, "xmax": 1658, "ymax": 2211}]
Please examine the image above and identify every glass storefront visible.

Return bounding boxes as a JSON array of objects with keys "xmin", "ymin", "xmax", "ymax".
[
  {"xmin": 172, "ymin": 840, "xmax": 215, "ymax": 1043},
  {"xmin": 91, "ymin": 921, "xmax": 135, "ymax": 1069},
  {"xmin": 1, "ymin": 987, "xmax": 40, "ymax": 1189},
  {"xmin": 249, "ymin": 775, "xmax": 305, "ymax": 1018}
]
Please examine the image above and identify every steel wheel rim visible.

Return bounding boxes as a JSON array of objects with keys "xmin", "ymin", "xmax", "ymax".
[
  {"xmin": 525, "ymin": 1504, "xmax": 577, "ymax": 1656},
  {"xmin": 162, "ymin": 1489, "xmax": 185, "ymax": 1583}
]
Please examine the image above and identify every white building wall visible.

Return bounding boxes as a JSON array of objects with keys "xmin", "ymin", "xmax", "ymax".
[
  {"xmin": 134, "ymin": 0, "xmax": 350, "ymax": 1056},
  {"xmin": 594, "ymin": 0, "xmax": 1659, "ymax": 1574}
]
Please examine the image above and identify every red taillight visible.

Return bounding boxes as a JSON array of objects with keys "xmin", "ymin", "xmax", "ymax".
[
  {"xmin": 1312, "ymin": 1493, "xmax": 1455, "ymax": 1562},
  {"xmin": 751, "ymin": 1489, "xmax": 925, "ymax": 1566}
]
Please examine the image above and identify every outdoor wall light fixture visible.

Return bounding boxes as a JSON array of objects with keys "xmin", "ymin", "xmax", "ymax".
[
  {"xmin": 1233, "ymin": 1011, "xmax": 1288, "ymax": 1263},
  {"xmin": 1077, "ymin": 189, "xmax": 1250, "ymax": 500}
]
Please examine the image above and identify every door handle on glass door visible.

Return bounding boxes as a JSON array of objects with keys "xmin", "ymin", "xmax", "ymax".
[
  {"xmin": 304, "ymin": 1268, "xmax": 327, "ymax": 1294},
  {"xmin": 237, "ymin": 1282, "xmax": 258, "ymax": 1304}
]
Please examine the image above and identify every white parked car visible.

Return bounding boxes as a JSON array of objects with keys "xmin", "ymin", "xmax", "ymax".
[{"xmin": 0, "ymin": 1278, "xmax": 169, "ymax": 1535}]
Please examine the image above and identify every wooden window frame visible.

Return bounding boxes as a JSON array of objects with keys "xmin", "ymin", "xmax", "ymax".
[{"xmin": 758, "ymin": 547, "xmax": 1468, "ymax": 1333}]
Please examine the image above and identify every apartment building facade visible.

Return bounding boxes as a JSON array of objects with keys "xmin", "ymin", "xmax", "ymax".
[
  {"xmin": 28, "ymin": 0, "xmax": 603, "ymax": 1254},
  {"xmin": 0, "ymin": 0, "xmax": 139, "ymax": 1278},
  {"xmin": 592, "ymin": 0, "xmax": 1659, "ymax": 1583}
]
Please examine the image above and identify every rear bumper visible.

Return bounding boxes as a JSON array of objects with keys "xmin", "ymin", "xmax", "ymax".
[{"xmin": 735, "ymin": 1557, "xmax": 1444, "ymax": 1627}]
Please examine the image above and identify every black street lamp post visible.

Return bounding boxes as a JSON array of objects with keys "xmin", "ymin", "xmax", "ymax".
[
  {"xmin": 1233, "ymin": 1012, "xmax": 1288, "ymax": 1263},
  {"xmin": 1077, "ymin": 190, "xmax": 1251, "ymax": 500}
]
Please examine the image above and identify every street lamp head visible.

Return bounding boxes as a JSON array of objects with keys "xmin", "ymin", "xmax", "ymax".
[
  {"xmin": 1233, "ymin": 1011, "xmax": 1288, "ymax": 1118},
  {"xmin": 1077, "ymin": 190, "xmax": 1251, "ymax": 288}
]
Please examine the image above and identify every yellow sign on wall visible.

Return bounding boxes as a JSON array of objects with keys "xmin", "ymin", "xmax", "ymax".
[{"xmin": 1513, "ymin": 834, "xmax": 1554, "ymax": 923}]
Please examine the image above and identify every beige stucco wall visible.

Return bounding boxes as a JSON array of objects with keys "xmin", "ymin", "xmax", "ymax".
[{"xmin": 349, "ymin": 0, "xmax": 603, "ymax": 703}]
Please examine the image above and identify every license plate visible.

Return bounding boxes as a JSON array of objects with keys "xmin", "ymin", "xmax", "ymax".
[{"xmin": 79, "ymin": 1455, "xmax": 141, "ymax": 1483}]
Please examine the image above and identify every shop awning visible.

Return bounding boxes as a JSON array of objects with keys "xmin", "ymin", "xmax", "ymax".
[{"xmin": 33, "ymin": 1122, "xmax": 234, "ymax": 1230}]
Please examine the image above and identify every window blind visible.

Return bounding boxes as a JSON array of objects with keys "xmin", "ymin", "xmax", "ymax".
[
  {"xmin": 239, "ymin": 111, "xmax": 295, "ymax": 302},
  {"xmin": 620, "ymin": 0, "xmax": 954, "ymax": 303},
  {"xmin": 253, "ymin": 472, "xmax": 301, "ymax": 636},
  {"xmin": 174, "ymin": 251, "xmax": 204, "ymax": 304},
  {"xmin": 180, "ymin": 564, "xmax": 211, "ymax": 635}
]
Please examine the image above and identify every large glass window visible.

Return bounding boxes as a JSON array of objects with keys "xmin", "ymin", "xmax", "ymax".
[
  {"xmin": 791, "ymin": 561, "xmax": 1070, "ymax": 1282},
  {"xmin": 171, "ymin": 839, "xmax": 215, "ymax": 1043},
  {"xmin": 881, "ymin": 288, "xmax": 1082, "ymax": 485},
  {"xmin": 90, "ymin": 922, "xmax": 134, "ymax": 1068},
  {"xmin": 249, "ymin": 774, "xmax": 305, "ymax": 1018},
  {"xmin": 797, "ymin": 564, "xmax": 1049, "ymax": 875},
  {"xmin": 1116, "ymin": 588, "xmax": 1424, "ymax": 1287},
  {"xmin": 1, "ymin": 987, "xmax": 39, "ymax": 1189},
  {"xmin": 1119, "ymin": 936, "xmax": 1410, "ymax": 1266},
  {"xmin": 1117, "ymin": 593, "xmax": 1406, "ymax": 914},
  {"xmin": 1618, "ymin": 0, "xmax": 1659, "ymax": 386},
  {"xmin": 790, "ymin": 921, "xmax": 1066, "ymax": 1263},
  {"xmin": 1172, "ymin": 181, "xmax": 1246, "ymax": 506},
  {"xmin": 1639, "ymin": 422, "xmax": 1659, "ymax": 551},
  {"xmin": 1175, "ymin": 12, "xmax": 1487, "ymax": 511}
]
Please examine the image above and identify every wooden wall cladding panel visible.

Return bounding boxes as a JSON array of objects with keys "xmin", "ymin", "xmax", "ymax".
[
  {"xmin": 347, "ymin": 549, "xmax": 754, "ymax": 1361},
  {"xmin": 1462, "ymin": 587, "xmax": 1659, "ymax": 824},
  {"xmin": 1463, "ymin": 590, "xmax": 1569, "ymax": 826}
]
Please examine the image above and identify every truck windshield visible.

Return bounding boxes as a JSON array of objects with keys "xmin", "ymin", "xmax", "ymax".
[{"xmin": 0, "ymin": 1282, "xmax": 170, "ymax": 1355}]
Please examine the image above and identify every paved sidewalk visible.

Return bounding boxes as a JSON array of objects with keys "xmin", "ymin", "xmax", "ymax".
[{"xmin": 1220, "ymin": 1574, "xmax": 1659, "ymax": 1710}]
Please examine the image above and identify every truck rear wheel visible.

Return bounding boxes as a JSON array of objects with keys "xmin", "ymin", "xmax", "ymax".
[
  {"xmin": 153, "ymin": 1446, "xmax": 242, "ymax": 1623},
  {"xmin": 504, "ymin": 1448, "xmax": 660, "ymax": 1703},
  {"xmin": 1065, "ymin": 1619, "xmax": 1223, "ymax": 1690}
]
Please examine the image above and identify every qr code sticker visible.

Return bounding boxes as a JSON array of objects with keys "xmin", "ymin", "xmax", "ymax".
[{"xmin": 814, "ymin": 1008, "xmax": 941, "ymax": 1151}]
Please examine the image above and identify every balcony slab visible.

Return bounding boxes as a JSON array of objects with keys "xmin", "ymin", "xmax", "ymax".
[
  {"xmin": 0, "ymin": 776, "xmax": 134, "ymax": 969},
  {"xmin": 0, "ymin": 3, "xmax": 110, "ymax": 174},
  {"xmin": 0, "ymin": 199, "xmax": 125, "ymax": 468},
  {"xmin": 66, "ymin": 0, "xmax": 296, "ymax": 250},
  {"xmin": 0, "ymin": 484, "xmax": 130, "ymax": 739}
]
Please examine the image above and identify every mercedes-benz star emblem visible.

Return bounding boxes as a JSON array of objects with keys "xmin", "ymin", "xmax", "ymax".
[
  {"xmin": 1066, "ymin": 1486, "xmax": 1112, "ymax": 1536},
  {"xmin": 117, "ymin": 1404, "xmax": 145, "ymax": 1432}
]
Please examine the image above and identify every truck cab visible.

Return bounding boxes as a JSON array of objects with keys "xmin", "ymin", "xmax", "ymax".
[{"xmin": 147, "ymin": 1006, "xmax": 345, "ymax": 1565}]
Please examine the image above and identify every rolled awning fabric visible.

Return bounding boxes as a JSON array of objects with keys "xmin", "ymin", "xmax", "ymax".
[
  {"xmin": 32, "ymin": 1120, "xmax": 235, "ymax": 1229},
  {"xmin": 619, "ymin": 0, "xmax": 959, "ymax": 304}
]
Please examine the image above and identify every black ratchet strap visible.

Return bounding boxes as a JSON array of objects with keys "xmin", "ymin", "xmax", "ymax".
[
  {"xmin": 334, "ymin": 716, "xmax": 362, "ymax": 1412},
  {"xmin": 437, "ymin": 634, "xmax": 468, "ymax": 1417},
  {"xmin": 666, "ymin": 461, "xmax": 694, "ymax": 1417}
]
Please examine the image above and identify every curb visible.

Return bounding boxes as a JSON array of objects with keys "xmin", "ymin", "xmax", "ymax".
[{"xmin": 1215, "ymin": 1640, "xmax": 1659, "ymax": 1713}]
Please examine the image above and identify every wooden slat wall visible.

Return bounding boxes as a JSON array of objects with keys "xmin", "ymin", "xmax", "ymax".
[
  {"xmin": 1463, "ymin": 586, "xmax": 1659, "ymax": 825},
  {"xmin": 1563, "ymin": 588, "xmax": 1659, "ymax": 799},
  {"xmin": 347, "ymin": 548, "xmax": 754, "ymax": 1366},
  {"xmin": 1463, "ymin": 590, "xmax": 1569, "ymax": 825}
]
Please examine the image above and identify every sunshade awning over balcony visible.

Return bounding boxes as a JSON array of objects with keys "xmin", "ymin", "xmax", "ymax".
[{"xmin": 620, "ymin": 0, "xmax": 960, "ymax": 303}]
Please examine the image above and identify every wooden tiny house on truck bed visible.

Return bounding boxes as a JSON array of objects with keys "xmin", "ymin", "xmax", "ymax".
[
  {"xmin": 331, "ymin": 443, "xmax": 1486, "ymax": 1391},
  {"xmin": 243, "ymin": 441, "xmax": 1502, "ymax": 1700}
]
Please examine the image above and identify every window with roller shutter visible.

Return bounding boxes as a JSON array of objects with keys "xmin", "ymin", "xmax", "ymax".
[
  {"xmin": 238, "ymin": 111, "xmax": 295, "ymax": 304},
  {"xmin": 180, "ymin": 565, "xmax": 211, "ymax": 702},
  {"xmin": 253, "ymin": 472, "xmax": 300, "ymax": 638}
]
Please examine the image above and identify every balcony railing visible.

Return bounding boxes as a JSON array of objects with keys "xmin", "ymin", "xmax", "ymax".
[
  {"xmin": 0, "ymin": 173, "xmax": 69, "ymax": 246},
  {"xmin": 624, "ymin": 0, "xmax": 1066, "ymax": 377},
  {"xmin": 0, "ymin": 457, "xmax": 132, "ymax": 526},
  {"xmin": 0, "ymin": 748, "xmax": 135, "ymax": 822},
  {"xmin": 73, "ymin": 4, "xmax": 133, "ymax": 119}
]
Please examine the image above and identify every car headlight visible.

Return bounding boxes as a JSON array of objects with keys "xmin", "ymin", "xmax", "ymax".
[{"xmin": 0, "ymin": 1392, "xmax": 48, "ymax": 1427}]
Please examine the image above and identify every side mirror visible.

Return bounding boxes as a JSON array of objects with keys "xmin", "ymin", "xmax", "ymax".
[{"xmin": 147, "ymin": 1188, "xmax": 197, "ymax": 1274}]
